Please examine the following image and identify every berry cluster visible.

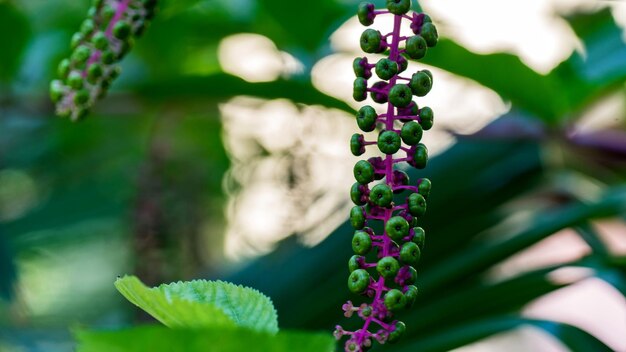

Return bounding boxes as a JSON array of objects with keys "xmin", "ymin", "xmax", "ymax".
[
  {"xmin": 335, "ymin": 1, "xmax": 438, "ymax": 350},
  {"xmin": 49, "ymin": 0, "xmax": 157, "ymax": 121}
]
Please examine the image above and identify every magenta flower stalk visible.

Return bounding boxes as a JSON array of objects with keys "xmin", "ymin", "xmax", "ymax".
[
  {"xmin": 50, "ymin": 0, "xmax": 157, "ymax": 121},
  {"xmin": 335, "ymin": 0, "xmax": 438, "ymax": 350}
]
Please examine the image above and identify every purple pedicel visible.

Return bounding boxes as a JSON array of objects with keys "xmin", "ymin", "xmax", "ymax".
[{"xmin": 339, "ymin": 1, "xmax": 437, "ymax": 350}]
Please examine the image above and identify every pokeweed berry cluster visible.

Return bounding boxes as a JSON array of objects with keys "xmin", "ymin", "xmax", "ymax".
[
  {"xmin": 334, "ymin": 0, "xmax": 438, "ymax": 351},
  {"xmin": 49, "ymin": 0, "xmax": 157, "ymax": 121}
]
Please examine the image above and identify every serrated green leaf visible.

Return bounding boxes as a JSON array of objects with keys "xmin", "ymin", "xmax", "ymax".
[
  {"xmin": 115, "ymin": 275, "xmax": 279, "ymax": 334},
  {"xmin": 75, "ymin": 325, "xmax": 334, "ymax": 352}
]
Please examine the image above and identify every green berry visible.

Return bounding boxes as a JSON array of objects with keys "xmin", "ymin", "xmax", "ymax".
[
  {"xmin": 349, "ymin": 255, "xmax": 364, "ymax": 272},
  {"xmin": 400, "ymin": 242, "xmax": 421, "ymax": 265},
  {"xmin": 91, "ymin": 31, "xmax": 109, "ymax": 50},
  {"xmin": 410, "ymin": 143, "xmax": 428, "ymax": 169},
  {"xmin": 72, "ymin": 45, "xmax": 91, "ymax": 64},
  {"xmin": 418, "ymin": 178, "xmax": 431, "ymax": 198},
  {"xmin": 102, "ymin": 4, "xmax": 115, "ymax": 20},
  {"xmin": 377, "ymin": 256, "xmax": 400, "ymax": 279},
  {"xmin": 113, "ymin": 21, "xmax": 131, "ymax": 40},
  {"xmin": 401, "ymin": 121, "xmax": 423, "ymax": 145},
  {"xmin": 353, "ymin": 77, "xmax": 368, "ymax": 102},
  {"xmin": 57, "ymin": 59, "xmax": 71, "ymax": 78},
  {"xmin": 385, "ymin": 216, "xmax": 409, "ymax": 241},
  {"xmin": 404, "ymin": 285, "xmax": 419, "ymax": 308},
  {"xmin": 67, "ymin": 71, "xmax": 83, "ymax": 90},
  {"xmin": 70, "ymin": 32, "xmax": 84, "ymax": 50},
  {"xmin": 357, "ymin": 2, "xmax": 375, "ymax": 26},
  {"xmin": 403, "ymin": 266, "xmax": 418, "ymax": 285},
  {"xmin": 356, "ymin": 105, "xmax": 377, "ymax": 132},
  {"xmin": 388, "ymin": 321, "xmax": 406, "ymax": 343},
  {"xmin": 49, "ymin": 80, "xmax": 64, "ymax": 103},
  {"xmin": 421, "ymin": 22, "xmax": 439, "ymax": 47},
  {"xmin": 377, "ymin": 130, "xmax": 401, "ymax": 155},
  {"xmin": 384, "ymin": 289, "xmax": 406, "ymax": 311},
  {"xmin": 351, "ymin": 183, "xmax": 367, "ymax": 206},
  {"xmin": 412, "ymin": 227, "xmax": 425, "ymax": 249},
  {"xmin": 352, "ymin": 230, "xmax": 372, "ymax": 255},
  {"xmin": 386, "ymin": 0, "xmax": 411, "ymax": 15},
  {"xmin": 370, "ymin": 184, "xmax": 393, "ymax": 208},
  {"xmin": 353, "ymin": 57, "xmax": 370, "ymax": 78},
  {"xmin": 360, "ymin": 29, "xmax": 384, "ymax": 54},
  {"xmin": 370, "ymin": 81, "xmax": 388, "ymax": 104},
  {"xmin": 348, "ymin": 269, "xmax": 370, "ymax": 294},
  {"xmin": 409, "ymin": 71, "xmax": 432, "ymax": 97},
  {"xmin": 422, "ymin": 69, "xmax": 433, "ymax": 82},
  {"xmin": 73, "ymin": 89, "xmax": 90, "ymax": 105},
  {"xmin": 406, "ymin": 35, "xmax": 427, "ymax": 60},
  {"xmin": 80, "ymin": 19, "xmax": 95, "ymax": 36},
  {"xmin": 102, "ymin": 51, "xmax": 115, "ymax": 64},
  {"xmin": 350, "ymin": 134, "xmax": 366, "ymax": 157},
  {"xmin": 354, "ymin": 160, "xmax": 375, "ymax": 184},
  {"xmin": 419, "ymin": 107, "xmax": 434, "ymax": 130},
  {"xmin": 388, "ymin": 84, "xmax": 413, "ymax": 108},
  {"xmin": 408, "ymin": 193, "xmax": 427, "ymax": 217},
  {"xmin": 87, "ymin": 64, "xmax": 103, "ymax": 84},
  {"xmin": 350, "ymin": 206, "xmax": 366, "ymax": 229},
  {"xmin": 375, "ymin": 58, "xmax": 398, "ymax": 80}
]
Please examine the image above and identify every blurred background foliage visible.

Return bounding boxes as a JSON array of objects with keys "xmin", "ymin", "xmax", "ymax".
[{"xmin": 1, "ymin": 0, "xmax": 626, "ymax": 351}]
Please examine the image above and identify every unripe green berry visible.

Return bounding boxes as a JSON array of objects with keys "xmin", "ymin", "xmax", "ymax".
[
  {"xmin": 403, "ymin": 266, "xmax": 418, "ymax": 285},
  {"xmin": 400, "ymin": 242, "xmax": 421, "ymax": 265},
  {"xmin": 377, "ymin": 256, "xmax": 400, "ymax": 279},
  {"xmin": 350, "ymin": 206, "xmax": 366, "ymax": 229},
  {"xmin": 49, "ymin": 80, "xmax": 64, "ymax": 103},
  {"xmin": 350, "ymin": 134, "xmax": 366, "ymax": 157},
  {"xmin": 422, "ymin": 69, "xmax": 433, "ymax": 83},
  {"xmin": 353, "ymin": 57, "xmax": 371, "ymax": 79},
  {"xmin": 352, "ymin": 230, "xmax": 372, "ymax": 255},
  {"xmin": 410, "ymin": 143, "xmax": 428, "ymax": 169},
  {"xmin": 401, "ymin": 121, "xmax": 423, "ymax": 145},
  {"xmin": 91, "ymin": 31, "xmax": 109, "ymax": 50},
  {"xmin": 116, "ymin": 38, "xmax": 135, "ymax": 59},
  {"xmin": 70, "ymin": 32, "xmax": 84, "ymax": 50},
  {"xmin": 348, "ymin": 269, "xmax": 370, "ymax": 294},
  {"xmin": 404, "ymin": 285, "xmax": 419, "ymax": 308},
  {"xmin": 87, "ymin": 64, "xmax": 103, "ymax": 84},
  {"xmin": 80, "ymin": 19, "xmax": 95, "ymax": 36},
  {"xmin": 360, "ymin": 29, "xmax": 384, "ymax": 54},
  {"xmin": 67, "ymin": 71, "xmax": 83, "ymax": 89},
  {"xmin": 357, "ymin": 2, "xmax": 375, "ymax": 26},
  {"xmin": 419, "ymin": 107, "xmax": 434, "ymax": 130},
  {"xmin": 353, "ymin": 77, "xmax": 368, "ymax": 102},
  {"xmin": 370, "ymin": 81, "xmax": 388, "ymax": 104},
  {"xmin": 351, "ymin": 183, "xmax": 367, "ymax": 206},
  {"xmin": 354, "ymin": 160, "xmax": 375, "ymax": 184},
  {"xmin": 409, "ymin": 71, "xmax": 432, "ymax": 97},
  {"xmin": 349, "ymin": 255, "xmax": 364, "ymax": 272},
  {"xmin": 412, "ymin": 227, "xmax": 426, "ymax": 249},
  {"xmin": 375, "ymin": 58, "xmax": 398, "ymax": 80},
  {"xmin": 73, "ymin": 89, "xmax": 90, "ymax": 105},
  {"xmin": 418, "ymin": 178, "xmax": 431, "ymax": 198},
  {"xmin": 405, "ymin": 35, "xmax": 427, "ymax": 60},
  {"xmin": 385, "ymin": 216, "xmax": 409, "ymax": 241},
  {"xmin": 383, "ymin": 289, "xmax": 406, "ymax": 311},
  {"xmin": 356, "ymin": 105, "xmax": 377, "ymax": 132},
  {"xmin": 377, "ymin": 130, "xmax": 401, "ymax": 155},
  {"xmin": 388, "ymin": 84, "xmax": 413, "ymax": 108},
  {"xmin": 386, "ymin": 0, "xmax": 411, "ymax": 15},
  {"xmin": 113, "ymin": 20, "xmax": 131, "ymax": 40},
  {"xmin": 57, "ymin": 59, "xmax": 71, "ymax": 78},
  {"xmin": 72, "ymin": 45, "xmax": 91, "ymax": 64},
  {"xmin": 102, "ymin": 4, "xmax": 115, "ymax": 20},
  {"xmin": 408, "ymin": 192, "xmax": 427, "ymax": 217},
  {"xmin": 388, "ymin": 321, "xmax": 406, "ymax": 343},
  {"xmin": 369, "ymin": 184, "xmax": 393, "ymax": 207},
  {"xmin": 101, "ymin": 51, "xmax": 115, "ymax": 65},
  {"xmin": 421, "ymin": 22, "xmax": 439, "ymax": 47}
]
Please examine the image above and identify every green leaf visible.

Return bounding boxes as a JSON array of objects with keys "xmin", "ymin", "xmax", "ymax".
[
  {"xmin": 0, "ymin": 2, "xmax": 31, "ymax": 82},
  {"xmin": 397, "ymin": 317, "xmax": 614, "ymax": 352},
  {"xmin": 76, "ymin": 325, "xmax": 334, "ymax": 352},
  {"xmin": 115, "ymin": 275, "xmax": 279, "ymax": 334}
]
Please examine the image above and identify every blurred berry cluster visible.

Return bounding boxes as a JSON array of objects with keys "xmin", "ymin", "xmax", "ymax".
[
  {"xmin": 50, "ymin": 0, "xmax": 156, "ymax": 121},
  {"xmin": 335, "ymin": 0, "xmax": 438, "ymax": 350}
]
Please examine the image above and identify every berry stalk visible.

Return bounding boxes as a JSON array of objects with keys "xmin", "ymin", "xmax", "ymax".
[{"xmin": 336, "ymin": 1, "xmax": 438, "ymax": 351}]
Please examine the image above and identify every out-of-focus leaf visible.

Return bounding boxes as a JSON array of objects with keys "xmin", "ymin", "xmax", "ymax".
[
  {"xmin": 0, "ymin": 2, "xmax": 31, "ymax": 82},
  {"xmin": 397, "ymin": 317, "xmax": 613, "ymax": 352},
  {"xmin": 76, "ymin": 325, "xmax": 334, "ymax": 352},
  {"xmin": 134, "ymin": 73, "xmax": 354, "ymax": 113},
  {"xmin": 0, "ymin": 229, "xmax": 16, "ymax": 300},
  {"xmin": 115, "ymin": 275, "xmax": 278, "ymax": 333}
]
